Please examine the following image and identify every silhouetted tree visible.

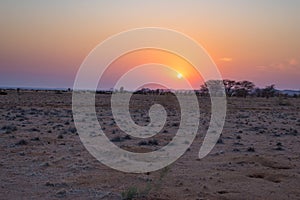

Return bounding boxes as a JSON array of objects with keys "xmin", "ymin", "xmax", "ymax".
[
  {"xmin": 199, "ymin": 83, "xmax": 208, "ymax": 96},
  {"xmin": 223, "ymin": 79, "xmax": 236, "ymax": 96},
  {"xmin": 233, "ymin": 81, "xmax": 255, "ymax": 98},
  {"xmin": 201, "ymin": 80, "xmax": 225, "ymax": 97},
  {"xmin": 119, "ymin": 86, "xmax": 124, "ymax": 93},
  {"xmin": 262, "ymin": 84, "xmax": 276, "ymax": 98},
  {"xmin": 253, "ymin": 87, "xmax": 262, "ymax": 97}
]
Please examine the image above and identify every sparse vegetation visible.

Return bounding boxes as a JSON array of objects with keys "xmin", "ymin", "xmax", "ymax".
[
  {"xmin": 123, "ymin": 135, "xmax": 131, "ymax": 140},
  {"xmin": 138, "ymin": 140, "xmax": 148, "ymax": 146},
  {"xmin": 138, "ymin": 139, "xmax": 158, "ymax": 146},
  {"xmin": 0, "ymin": 87, "xmax": 299, "ymax": 199},
  {"xmin": 121, "ymin": 166, "xmax": 171, "ymax": 200},
  {"xmin": 247, "ymin": 147, "xmax": 255, "ymax": 152},
  {"xmin": 121, "ymin": 186, "xmax": 139, "ymax": 200},
  {"xmin": 54, "ymin": 90, "xmax": 63, "ymax": 94},
  {"xmin": 110, "ymin": 136, "xmax": 123, "ymax": 142},
  {"xmin": 1, "ymin": 124, "xmax": 17, "ymax": 133},
  {"xmin": 199, "ymin": 80, "xmax": 298, "ymax": 98},
  {"xmin": 277, "ymin": 97, "xmax": 292, "ymax": 106},
  {"xmin": 57, "ymin": 134, "xmax": 63, "ymax": 139},
  {"xmin": 217, "ymin": 138, "xmax": 224, "ymax": 144}
]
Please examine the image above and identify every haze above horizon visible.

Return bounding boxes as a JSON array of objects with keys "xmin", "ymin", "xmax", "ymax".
[{"xmin": 0, "ymin": 1, "xmax": 299, "ymax": 90}]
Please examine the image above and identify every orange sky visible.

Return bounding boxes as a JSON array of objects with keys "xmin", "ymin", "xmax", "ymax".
[
  {"xmin": 99, "ymin": 49, "xmax": 203, "ymax": 90},
  {"xmin": 0, "ymin": 1, "xmax": 299, "ymax": 89}
]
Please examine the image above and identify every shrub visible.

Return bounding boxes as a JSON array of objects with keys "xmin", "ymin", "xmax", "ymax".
[
  {"xmin": 148, "ymin": 139, "xmax": 158, "ymax": 145},
  {"xmin": 110, "ymin": 136, "xmax": 123, "ymax": 142},
  {"xmin": 277, "ymin": 98, "xmax": 292, "ymax": 106},
  {"xmin": 138, "ymin": 140, "xmax": 148, "ymax": 146},
  {"xmin": 123, "ymin": 135, "xmax": 131, "ymax": 140},
  {"xmin": 138, "ymin": 139, "xmax": 158, "ymax": 146},
  {"xmin": 121, "ymin": 187, "xmax": 139, "ymax": 200},
  {"xmin": 247, "ymin": 147, "xmax": 255, "ymax": 152}
]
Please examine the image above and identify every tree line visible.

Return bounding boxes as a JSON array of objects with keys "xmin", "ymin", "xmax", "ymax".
[
  {"xmin": 199, "ymin": 79, "xmax": 280, "ymax": 98},
  {"xmin": 132, "ymin": 79, "xmax": 299, "ymax": 98}
]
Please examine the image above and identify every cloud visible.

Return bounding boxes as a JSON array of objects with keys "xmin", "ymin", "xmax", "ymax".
[
  {"xmin": 256, "ymin": 65, "xmax": 268, "ymax": 71},
  {"xmin": 288, "ymin": 58, "xmax": 298, "ymax": 66},
  {"xmin": 256, "ymin": 58, "xmax": 299, "ymax": 73},
  {"xmin": 220, "ymin": 57, "xmax": 232, "ymax": 62},
  {"xmin": 271, "ymin": 58, "xmax": 299, "ymax": 70}
]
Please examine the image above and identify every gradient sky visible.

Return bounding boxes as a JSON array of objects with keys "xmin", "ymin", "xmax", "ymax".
[{"xmin": 0, "ymin": 0, "xmax": 299, "ymax": 89}]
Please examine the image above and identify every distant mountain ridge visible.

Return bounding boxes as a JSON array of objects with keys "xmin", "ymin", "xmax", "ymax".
[{"xmin": 279, "ymin": 90, "xmax": 300, "ymax": 96}]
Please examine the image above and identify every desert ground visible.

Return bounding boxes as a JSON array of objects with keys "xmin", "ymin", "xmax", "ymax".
[{"xmin": 0, "ymin": 90, "xmax": 299, "ymax": 200}]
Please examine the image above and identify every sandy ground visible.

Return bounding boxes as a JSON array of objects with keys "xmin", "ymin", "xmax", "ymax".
[{"xmin": 0, "ymin": 90, "xmax": 299, "ymax": 200}]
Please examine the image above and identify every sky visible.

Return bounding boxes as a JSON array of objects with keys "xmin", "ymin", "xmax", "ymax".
[{"xmin": 0, "ymin": 0, "xmax": 299, "ymax": 90}]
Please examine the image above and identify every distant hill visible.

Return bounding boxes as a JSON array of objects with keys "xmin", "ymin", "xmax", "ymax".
[{"xmin": 279, "ymin": 90, "xmax": 300, "ymax": 96}]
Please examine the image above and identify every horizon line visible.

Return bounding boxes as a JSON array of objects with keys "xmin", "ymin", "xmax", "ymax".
[{"xmin": 0, "ymin": 85, "xmax": 299, "ymax": 92}]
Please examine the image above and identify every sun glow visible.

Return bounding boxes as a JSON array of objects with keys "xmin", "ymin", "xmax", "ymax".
[{"xmin": 177, "ymin": 73, "xmax": 183, "ymax": 79}]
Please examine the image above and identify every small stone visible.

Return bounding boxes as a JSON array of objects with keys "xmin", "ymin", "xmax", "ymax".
[
  {"xmin": 247, "ymin": 147, "xmax": 255, "ymax": 152},
  {"xmin": 15, "ymin": 139, "xmax": 28, "ymax": 146},
  {"xmin": 31, "ymin": 137, "xmax": 40, "ymax": 141},
  {"xmin": 55, "ymin": 189, "xmax": 67, "ymax": 198}
]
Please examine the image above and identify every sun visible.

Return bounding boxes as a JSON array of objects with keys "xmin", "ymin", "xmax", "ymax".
[{"xmin": 177, "ymin": 73, "xmax": 183, "ymax": 79}]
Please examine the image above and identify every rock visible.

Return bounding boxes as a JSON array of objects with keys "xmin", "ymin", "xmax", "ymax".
[
  {"xmin": 55, "ymin": 189, "xmax": 67, "ymax": 198},
  {"xmin": 15, "ymin": 139, "xmax": 28, "ymax": 146}
]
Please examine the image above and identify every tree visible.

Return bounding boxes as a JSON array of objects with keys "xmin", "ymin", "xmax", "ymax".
[
  {"xmin": 223, "ymin": 79, "xmax": 236, "ymax": 96},
  {"xmin": 262, "ymin": 84, "xmax": 276, "ymax": 98},
  {"xmin": 119, "ymin": 86, "xmax": 124, "ymax": 93},
  {"xmin": 199, "ymin": 83, "xmax": 208, "ymax": 96},
  {"xmin": 204, "ymin": 80, "xmax": 225, "ymax": 97},
  {"xmin": 253, "ymin": 87, "xmax": 262, "ymax": 97},
  {"xmin": 233, "ymin": 81, "xmax": 255, "ymax": 98}
]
